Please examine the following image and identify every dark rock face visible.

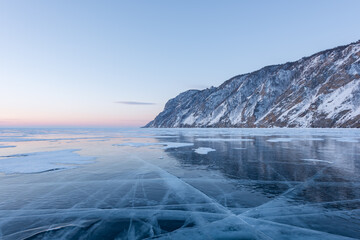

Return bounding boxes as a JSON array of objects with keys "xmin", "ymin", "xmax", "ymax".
[{"xmin": 146, "ymin": 41, "xmax": 360, "ymax": 128}]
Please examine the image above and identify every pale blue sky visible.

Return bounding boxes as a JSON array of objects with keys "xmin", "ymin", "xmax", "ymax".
[{"xmin": 1, "ymin": 0, "xmax": 360, "ymax": 127}]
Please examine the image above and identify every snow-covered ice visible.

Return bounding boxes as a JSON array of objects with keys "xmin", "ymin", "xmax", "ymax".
[
  {"xmin": 194, "ymin": 147, "xmax": 216, "ymax": 155},
  {"xmin": 0, "ymin": 128, "xmax": 359, "ymax": 239},
  {"xmin": 0, "ymin": 145, "xmax": 15, "ymax": 148},
  {"xmin": 0, "ymin": 149, "xmax": 95, "ymax": 174}
]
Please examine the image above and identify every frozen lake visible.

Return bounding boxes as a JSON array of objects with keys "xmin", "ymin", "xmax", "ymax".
[{"xmin": 0, "ymin": 128, "xmax": 359, "ymax": 239}]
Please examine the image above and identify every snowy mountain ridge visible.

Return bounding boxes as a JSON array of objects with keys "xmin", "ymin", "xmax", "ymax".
[{"xmin": 146, "ymin": 40, "xmax": 360, "ymax": 128}]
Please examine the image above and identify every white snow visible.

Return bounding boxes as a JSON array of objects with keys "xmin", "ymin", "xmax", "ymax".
[
  {"xmin": 0, "ymin": 149, "xmax": 95, "ymax": 174},
  {"xmin": 183, "ymin": 113, "xmax": 197, "ymax": 125},
  {"xmin": 208, "ymin": 103, "xmax": 227, "ymax": 125},
  {"xmin": 317, "ymin": 80, "xmax": 359, "ymax": 120},
  {"xmin": 194, "ymin": 147, "xmax": 216, "ymax": 155}
]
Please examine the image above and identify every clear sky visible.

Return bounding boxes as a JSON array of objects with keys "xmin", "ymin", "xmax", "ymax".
[{"xmin": 1, "ymin": 0, "xmax": 360, "ymax": 127}]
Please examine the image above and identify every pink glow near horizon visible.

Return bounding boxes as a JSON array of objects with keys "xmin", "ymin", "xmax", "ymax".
[
  {"xmin": 0, "ymin": 103, "xmax": 161, "ymax": 128},
  {"xmin": 0, "ymin": 116, "xmax": 154, "ymax": 128}
]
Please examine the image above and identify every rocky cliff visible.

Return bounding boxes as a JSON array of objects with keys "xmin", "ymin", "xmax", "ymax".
[{"xmin": 146, "ymin": 41, "xmax": 360, "ymax": 128}]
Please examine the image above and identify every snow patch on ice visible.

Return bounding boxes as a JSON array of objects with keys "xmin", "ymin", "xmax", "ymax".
[
  {"xmin": 0, "ymin": 149, "xmax": 95, "ymax": 174},
  {"xmin": 194, "ymin": 147, "xmax": 216, "ymax": 155}
]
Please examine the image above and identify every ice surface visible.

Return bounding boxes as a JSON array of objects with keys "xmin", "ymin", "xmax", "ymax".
[
  {"xmin": 333, "ymin": 137, "xmax": 359, "ymax": 143},
  {"xmin": 194, "ymin": 147, "xmax": 216, "ymax": 155},
  {"xmin": 267, "ymin": 138, "xmax": 293, "ymax": 142},
  {"xmin": 113, "ymin": 142, "xmax": 194, "ymax": 149},
  {"xmin": 301, "ymin": 158, "xmax": 333, "ymax": 164},
  {"xmin": 0, "ymin": 128, "xmax": 359, "ymax": 239},
  {"xmin": 196, "ymin": 138, "xmax": 254, "ymax": 142},
  {"xmin": 267, "ymin": 137, "xmax": 324, "ymax": 142}
]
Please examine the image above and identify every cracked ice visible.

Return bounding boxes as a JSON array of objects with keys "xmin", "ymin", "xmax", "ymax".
[{"xmin": 0, "ymin": 128, "xmax": 359, "ymax": 239}]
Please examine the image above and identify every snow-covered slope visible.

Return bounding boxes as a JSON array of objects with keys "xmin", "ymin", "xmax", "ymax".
[{"xmin": 146, "ymin": 41, "xmax": 360, "ymax": 128}]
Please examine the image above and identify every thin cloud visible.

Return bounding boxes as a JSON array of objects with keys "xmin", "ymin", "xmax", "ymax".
[{"xmin": 115, "ymin": 101, "xmax": 156, "ymax": 105}]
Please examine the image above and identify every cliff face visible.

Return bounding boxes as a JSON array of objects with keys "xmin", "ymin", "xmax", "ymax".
[{"xmin": 146, "ymin": 41, "xmax": 360, "ymax": 128}]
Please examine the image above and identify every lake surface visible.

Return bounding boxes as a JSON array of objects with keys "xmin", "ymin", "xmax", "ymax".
[{"xmin": 0, "ymin": 128, "xmax": 359, "ymax": 239}]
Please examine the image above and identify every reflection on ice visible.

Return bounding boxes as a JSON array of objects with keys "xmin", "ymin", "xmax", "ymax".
[{"xmin": 0, "ymin": 128, "xmax": 359, "ymax": 239}]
